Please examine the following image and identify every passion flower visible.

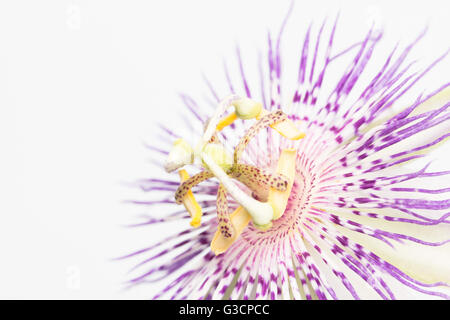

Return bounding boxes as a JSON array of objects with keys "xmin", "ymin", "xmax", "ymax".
[{"xmin": 120, "ymin": 13, "xmax": 450, "ymax": 300}]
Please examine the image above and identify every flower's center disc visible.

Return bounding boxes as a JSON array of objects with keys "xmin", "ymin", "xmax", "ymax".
[{"xmin": 239, "ymin": 155, "xmax": 319, "ymax": 244}]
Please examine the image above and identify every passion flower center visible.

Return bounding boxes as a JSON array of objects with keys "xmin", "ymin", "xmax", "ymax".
[{"xmin": 164, "ymin": 95, "xmax": 305, "ymax": 255}]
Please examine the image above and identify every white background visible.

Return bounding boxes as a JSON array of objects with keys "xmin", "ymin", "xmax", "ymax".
[{"xmin": 0, "ymin": 0, "xmax": 449, "ymax": 299}]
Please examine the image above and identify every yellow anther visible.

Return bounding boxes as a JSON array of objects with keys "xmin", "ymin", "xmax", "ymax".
[
  {"xmin": 210, "ymin": 206, "xmax": 251, "ymax": 255},
  {"xmin": 268, "ymin": 148, "xmax": 297, "ymax": 220},
  {"xmin": 178, "ymin": 169, "xmax": 203, "ymax": 228},
  {"xmin": 216, "ymin": 112, "xmax": 238, "ymax": 131},
  {"xmin": 256, "ymin": 109, "xmax": 305, "ymax": 140}
]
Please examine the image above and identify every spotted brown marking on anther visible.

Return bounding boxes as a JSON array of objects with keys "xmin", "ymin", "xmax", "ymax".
[
  {"xmin": 230, "ymin": 164, "xmax": 268, "ymax": 201},
  {"xmin": 270, "ymin": 173, "xmax": 289, "ymax": 191},
  {"xmin": 175, "ymin": 170, "xmax": 214, "ymax": 204},
  {"xmin": 234, "ymin": 110, "xmax": 288, "ymax": 163},
  {"xmin": 232, "ymin": 164, "xmax": 288, "ymax": 190},
  {"xmin": 230, "ymin": 164, "xmax": 288, "ymax": 202},
  {"xmin": 216, "ymin": 184, "xmax": 234, "ymax": 238}
]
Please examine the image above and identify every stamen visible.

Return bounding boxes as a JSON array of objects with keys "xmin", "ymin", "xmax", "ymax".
[
  {"xmin": 230, "ymin": 163, "xmax": 288, "ymax": 201},
  {"xmin": 267, "ymin": 148, "xmax": 297, "ymax": 220},
  {"xmin": 210, "ymin": 206, "xmax": 251, "ymax": 255},
  {"xmin": 178, "ymin": 170, "xmax": 204, "ymax": 227},
  {"xmin": 231, "ymin": 166, "xmax": 269, "ymax": 201},
  {"xmin": 175, "ymin": 170, "xmax": 214, "ymax": 204},
  {"xmin": 256, "ymin": 109, "xmax": 306, "ymax": 140},
  {"xmin": 216, "ymin": 184, "xmax": 235, "ymax": 238}
]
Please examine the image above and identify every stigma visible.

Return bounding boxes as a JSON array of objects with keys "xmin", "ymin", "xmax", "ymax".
[{"xmin": 164, "ymin": 95, "xmax": 305, "ymax": 254}]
